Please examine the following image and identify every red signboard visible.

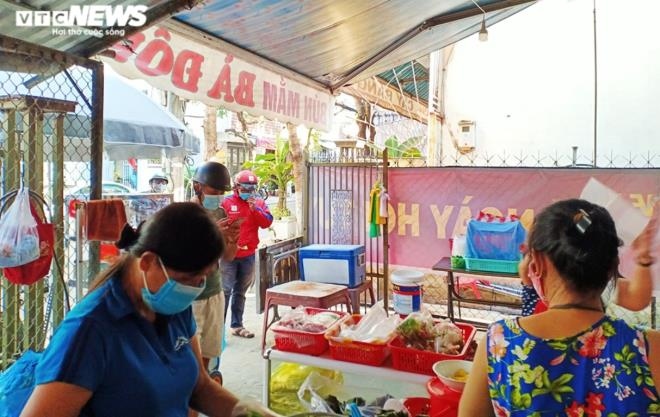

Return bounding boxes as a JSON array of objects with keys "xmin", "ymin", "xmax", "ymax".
[{"xmin": 387, "ymin": 168, "xmax": 659, "ymax": 271}]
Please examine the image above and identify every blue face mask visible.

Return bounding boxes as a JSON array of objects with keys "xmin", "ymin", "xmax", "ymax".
[
  {"xmin": 141, "ymin": 258, "xmax": 206, "ymax": 315},
  {"xmin": 239, "ymin": 192, "xmax": 252, "ymax": 201},
  {"xmin": 202, "ymin": 194, "xmax": 223, "ymax": 210}
]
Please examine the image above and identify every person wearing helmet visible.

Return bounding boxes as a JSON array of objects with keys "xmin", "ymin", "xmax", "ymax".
[
  {"xmin": 147, "ymin": 173, "xmax": 169, "ymax": 193},
  {"xmin": 189, "ymin": 161, "xmax": 240, "ymax": 389},
  {"xmin": 220, "ymin": 169, "xmax": 273, "ymax": 338}
]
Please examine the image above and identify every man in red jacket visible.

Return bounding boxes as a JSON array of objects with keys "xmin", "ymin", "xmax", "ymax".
[{"xmin": 221, "ymin": 170, "xmax": 273, "ymax": 338}]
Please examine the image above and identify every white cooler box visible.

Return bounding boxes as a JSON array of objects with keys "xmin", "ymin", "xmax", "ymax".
[{"xmin": 298, "ymin": 244, "xmax": 366, "ymax": 288}]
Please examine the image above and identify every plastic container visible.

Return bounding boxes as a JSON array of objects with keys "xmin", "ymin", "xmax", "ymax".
[
  {"xmin": 389, "ymin": 322, "xmax": 477, "ymax": 375},
  {"xmin": 464, "ymin": 257, "xmax": 519, "ymax": 274},
  {"xmin": 272, "ymin": 308, "xmax": 346, "ymax": 356},
  {"xmin": 451, "ymin": 235, "xmax": 467, "ymax": 257},
  {"xmin": 427, "ymin": 377, "xmax": 461, "ymax": 417},
  {"xmin": 432, "ymin": 359, "xmax": 473, "ymax": 392},
  {"xmin": 391, "ymin": 269, "xmax": 424, "ymax": 316},
  {"xmin": 403, "ymin": 397, "xmax": 431, "ymax": 417},
  {"xmin": 325, "ymin": 315, "xmax": 393, "ymax": 366},
  {"xmin": 299, "ymin": 244, "xmax": 366, "ymax": 287}
]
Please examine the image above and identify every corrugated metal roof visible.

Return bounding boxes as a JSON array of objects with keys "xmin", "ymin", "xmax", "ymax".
[
  {"xmin": 174, "ymin": 0, "xmax": 535, "ymax": 91},
  {"xmin": 378, "ymin": 61, "xmax": 430, "ymax": 104},
  {"xmin": 0, "ymin": 0, "xmax": 535, "ymax": 106}
]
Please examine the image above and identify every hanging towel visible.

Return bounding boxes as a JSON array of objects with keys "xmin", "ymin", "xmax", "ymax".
[
  {"xmin": 85, "ymin": 199, "xmax": 128, "ymax": 242},
  {"xmin": 369, "ymin": 186, "xmax": 381, "ymax": 238}
]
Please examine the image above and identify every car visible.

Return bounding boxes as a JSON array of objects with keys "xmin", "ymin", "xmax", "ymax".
[
  {"xmin": 64, "ymin": 182, "xmax": 136, "ymax": 215},
  {"xmin": 64, "ymin": 182, "xmax": 136, "ymax": 243}
]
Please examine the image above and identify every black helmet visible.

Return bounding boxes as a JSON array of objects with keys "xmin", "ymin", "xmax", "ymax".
[{"xmin": 193, "ymin": 161, "xmax": 232, "ymax": 192}]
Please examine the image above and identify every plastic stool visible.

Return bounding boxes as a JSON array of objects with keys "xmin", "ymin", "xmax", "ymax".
[
  {"xmin": 456, "ymin": 277, "xmax": 482, "ymax": 319},
  {"xmin": 348, "ymin": 280, "xmax": 375, "ymax": 314},
  {"xmin": 261, "ymin": 280, "xmax": 352, "ymax": 352},
  {"xmin": 456, "ymin": 277, "xmax": 482, "ymax": 299}
]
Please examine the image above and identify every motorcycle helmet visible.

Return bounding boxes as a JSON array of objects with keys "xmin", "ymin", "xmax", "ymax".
[
  {"xmin": 193, "ymin": 162, "xmax": 232, "ymax": 192},
  {"xmin": 234, "ymin": 170, "xmax": 258, "ymax": 191}
]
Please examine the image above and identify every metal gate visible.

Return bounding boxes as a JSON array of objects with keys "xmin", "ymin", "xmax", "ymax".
[{"xmin": 306, "ymin": 148, "xmax": 389, "ymax": 307}]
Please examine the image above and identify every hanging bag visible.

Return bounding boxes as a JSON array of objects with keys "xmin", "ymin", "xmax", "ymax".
[
  {"xmin": 3, "ymin": 200, "xmax": 54, "ymax": 285},
  {"xmin": 0, "ymin": 188, "xmax": 40, "ymax": 268}
]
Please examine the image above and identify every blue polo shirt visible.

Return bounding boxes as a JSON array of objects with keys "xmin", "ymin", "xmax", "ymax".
[{"xmin": 35, "ymin": 275, "xmax": 199, "ymax": 417}]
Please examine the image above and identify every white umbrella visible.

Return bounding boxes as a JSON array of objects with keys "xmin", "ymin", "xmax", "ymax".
[{"xmin": 0, "ymin": 69, "xmax": 200, "ymax": 161}]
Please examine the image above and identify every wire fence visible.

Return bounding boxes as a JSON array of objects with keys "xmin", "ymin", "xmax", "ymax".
[
  {"xmin": 310, "ymin": 148, "xmax": 660, "ymax": 169},
  {"xmin": 0, "ymin": 40, "xmax": 101, "ymax": 369}
]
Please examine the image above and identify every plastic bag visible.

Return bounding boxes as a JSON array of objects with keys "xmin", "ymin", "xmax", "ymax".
[
  {"xmin": 297, "ymin": 372, "xmax": 346, "ymax": 413},
  {"xmin": 3, "ymin": 202, "xmax": 54, "ymax": 285},
  {"xmin": 269, "ymin": 363, "xmax": 343, "ymax": 415},
  {"xmin": 0, "ymin": 189, "xmax": 39, "ymax": 268},
  {"xmin": 331, "ymin": 305, "xmax": 400, "ymax": 343},
  {"xmin": 465, "ymin": 214, "xmax": 526, "ymax": 261},
  {"xmin": 0, "ymin": 350, "xmax": 41, "ymax": 417}
]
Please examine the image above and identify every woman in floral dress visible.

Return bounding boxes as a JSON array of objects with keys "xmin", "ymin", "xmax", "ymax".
[{"xmin": 459, "ymin": 199, "xmax": 659, "ymax": 416}]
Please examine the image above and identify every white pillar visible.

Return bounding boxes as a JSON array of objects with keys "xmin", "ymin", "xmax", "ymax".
[{"xmin": 427, "ymin": 50, "xmax": 442, "ymax": 166}]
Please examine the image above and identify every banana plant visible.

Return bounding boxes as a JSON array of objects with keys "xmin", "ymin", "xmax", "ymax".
[{"xmin": 243, "ymin": 136, "xmax": 294, "ymax": 219}]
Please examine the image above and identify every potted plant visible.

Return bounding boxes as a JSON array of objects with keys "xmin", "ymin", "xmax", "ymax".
[{"xmin": 243, "ymin": 137, "xmax": 297, "ymax": 238}]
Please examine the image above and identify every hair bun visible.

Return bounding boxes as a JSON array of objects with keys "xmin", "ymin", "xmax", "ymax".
[{"xmin": 115, "ymin": 223, "xmax": 140, "ymax": 250}]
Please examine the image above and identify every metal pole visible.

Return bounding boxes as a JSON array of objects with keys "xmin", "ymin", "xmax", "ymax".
[
  {"xmin": 382, "ymin": 149, "xmax": 389, "ymax": 312},
  {"xmin": 89, "ymin": 63, "xmax": 104, "ymax": 281},
  {"xmin": 592, "ymin": 0, "xmax": 598, "ymax": 167},
  {"xmin": 75, "ymin": 202, "xmax": 84, "ymax": 302}
]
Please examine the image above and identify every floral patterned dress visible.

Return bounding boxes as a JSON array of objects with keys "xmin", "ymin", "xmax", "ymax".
[{"xmin": 487, "ymin": 316, "xmax": 660, "ymax": 416}]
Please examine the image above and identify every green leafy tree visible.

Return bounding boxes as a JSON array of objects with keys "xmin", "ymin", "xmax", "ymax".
[
  {"xmin": 384, "ymin": 135, "xmax": 423, "ymax": 158},
  {"xmin": 243, "ymin": 136, "xmax": 294, "ymax": 219}
]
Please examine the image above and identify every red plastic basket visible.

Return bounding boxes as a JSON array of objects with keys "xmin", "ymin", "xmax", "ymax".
[
  {"xmin": 272, "ymin": 308, "xmax": 346, "ymax": 356},
  {"xmin": 389, "ymin": 322, "xmax": 476, "ymax": 375},
  {"xmin": 325, "ymin": 314, "xmax": 393, "ymax": 366}
]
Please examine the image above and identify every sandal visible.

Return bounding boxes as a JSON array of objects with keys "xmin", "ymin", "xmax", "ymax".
[{"xmin": 231, "ymin": 327, "xmax": 254, "ymax": 338}]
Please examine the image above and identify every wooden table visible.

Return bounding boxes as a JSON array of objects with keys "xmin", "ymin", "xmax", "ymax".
[{"xmin": 432, "ymin": 257, "xmax": 521, "ymax": 325}]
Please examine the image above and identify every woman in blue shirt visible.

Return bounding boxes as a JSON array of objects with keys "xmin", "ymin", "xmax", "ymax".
[
  {"xmin": 20, "ymin": 203, "xmax": 264, "ymax": 417},
  {"xmin": 459, "ymin": 199, "xmax": 660, "ymax": 416}
]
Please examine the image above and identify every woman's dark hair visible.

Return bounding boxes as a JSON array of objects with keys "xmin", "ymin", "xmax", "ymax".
[
  {"xmin": 90, "ymin": 203, "xmax": 224, "ymax": 290},
  {"xmin": 528, "ymin": 199, "xmax": 621, "ymax": 294}
]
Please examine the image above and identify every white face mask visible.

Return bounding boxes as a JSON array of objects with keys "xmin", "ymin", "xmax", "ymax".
[{"xmin": 152, "ymin": 183, "xmax": 167, "ymax": 193}]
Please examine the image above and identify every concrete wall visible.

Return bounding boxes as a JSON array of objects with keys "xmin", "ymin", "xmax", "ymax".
[{"xmin": 441, "ymin": 0, "xmax": 660, "ymax": 165}]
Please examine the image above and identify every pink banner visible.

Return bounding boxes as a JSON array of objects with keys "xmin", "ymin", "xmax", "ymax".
[{"xmin": 387, "ymin": 168, "xmax": 659, "ymax": 268}]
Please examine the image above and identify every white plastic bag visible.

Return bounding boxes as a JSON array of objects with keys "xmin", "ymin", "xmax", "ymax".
[
  {"xmin": 333, "ymin": 305, "xmax": 400, "ymax": 343},
  {"xmin": 0, "ymin": 188, "xmax": 39, "ymax": 268}
]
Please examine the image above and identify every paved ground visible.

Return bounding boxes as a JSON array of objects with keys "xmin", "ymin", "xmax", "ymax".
[{"xmin": 219, "ymin": 288, "xmax": 269, "ymax": 401}]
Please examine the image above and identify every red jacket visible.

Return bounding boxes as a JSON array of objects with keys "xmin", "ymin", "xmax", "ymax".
[{"xmin": 222, "ymin": 193, "xmax": 273, "ymax": 258}]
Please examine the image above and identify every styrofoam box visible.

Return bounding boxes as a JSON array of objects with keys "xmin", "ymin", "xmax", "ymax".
[{"xmin": 299, "ymin": 244, "xmax": 366, "ymax": 288}]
